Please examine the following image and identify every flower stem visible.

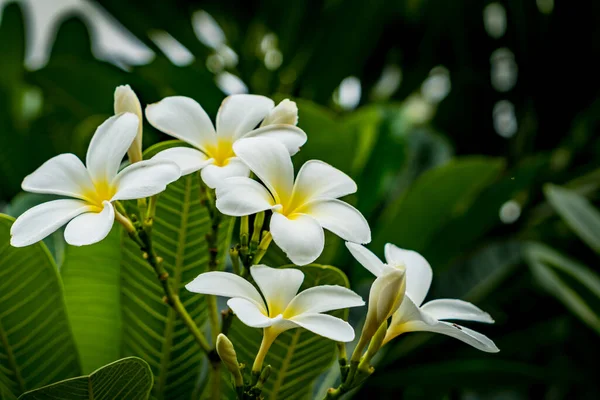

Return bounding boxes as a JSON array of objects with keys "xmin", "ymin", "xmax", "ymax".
[
  {"xmin": 210, "ymin": 361, "xmax": 221, "ymax": 400},
  {"xmin": 252, "ymin": 328, "xmax": 277, "ymax": 374},
  {"xmin": 252, "ymin": 232, "xmax": 273, "ymax": 265},
  {"xmin": 126, "ymin": 225, "xmax": 214, "ymax": 359}
]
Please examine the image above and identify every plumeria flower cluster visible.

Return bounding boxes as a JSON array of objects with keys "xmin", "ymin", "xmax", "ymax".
[{"xmin": 8, "ymin": 84, "xmax": 499, "ymax": 398}]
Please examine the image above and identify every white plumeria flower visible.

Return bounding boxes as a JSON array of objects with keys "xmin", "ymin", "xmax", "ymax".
[
  {"xmin": 186, "ymin": 265, "xmax": 363, "ymax": 340},
  {"xmin": 186, "ymin": 265, "xmax": 364, "ymax": 371},
  {"xmin": 114, "ymin": 84, "xmax": 144, "ymax": 163},
  {"xmin": 215, "ymin": 137, "xmax": 371, "ymax": 265},
  {"xmin": 146, "ymin": 94, "xmax": 307, "ymax": 188},
  {"xmin": 10, "ymin": 113, "xmax": 181, "ymax": 247},
  {"xmin": 346, "ymin": 242, "xmax": 499, "ymax": 352}
]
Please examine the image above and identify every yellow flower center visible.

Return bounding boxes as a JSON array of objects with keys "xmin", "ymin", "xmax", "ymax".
[
  {"xmin": 82, "ymin": 180, "xmax": 116, "ymax": 209},
  {"xmin": 205, "ymin": 138, "xmax": 236, "ymax": 167}
]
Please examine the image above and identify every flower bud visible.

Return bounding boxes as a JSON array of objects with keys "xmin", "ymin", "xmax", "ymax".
[
  {"xmin": 216, "ymin": 333, "xmax": 243, "ymax": 387},
  {"xmin": 261, "ymin": 99, "xmax": 298, "ymax": 126},
  {"xmin": 362, "ymin": 268, "xmax": 406, "ymax": 339},
  {"xmin": 114, "ymin": 85, "xmax": 143, "ymax": 163}
]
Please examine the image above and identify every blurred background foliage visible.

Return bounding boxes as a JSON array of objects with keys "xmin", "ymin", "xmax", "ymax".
[{"xmin": 1, "ymin": 0, "xmax": 600, "ymax": 398}]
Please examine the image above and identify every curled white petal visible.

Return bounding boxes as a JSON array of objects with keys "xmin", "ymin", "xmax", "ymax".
[
  {"xmin": 21, "ymin": 153, "xmax": 94, "ymax": 200},
  {"xmin": 250, "ymin": 265, "xmax": 304, "ymax": 316},
  {"xmin": 233, "ymin": 137, "xmax": 294, "ymax": 204},
  {"xmin": 200, "ymin": 158, "xmax": 250, "ymax": 189},
  {"xmin": 216, "ymin": 94, "xmax": 274, "ymax": 140},
  {"xmin": 421, "ymin": 299, "xmax": 494, "ymax": 323},
  {"xmin": 288, "ymin": 313, "xmax": 355, "ymax": 342},
  {"xmin": 145, "ymin": 96, "xmax": 216, "ymax": 151},
  {"xmin": 86, "ymin": 113, "xmax": 139, "ymax": 182},
  {"xmin": 243, "ymin": 125, "xmax": 307, "ymax": 155},
  {"xmin": 64, "ymin": 201, "xmax": 115, "ymax": 246},
  {"xmin": 401, "ymin": 320, "xmax": 499, "ymax": 353},
  {"xmin": 152, "ymin": 147, "xmax": 212, "ymax": 176},
  {"xmin": 260, "ymin": 99, "xmax": 298, "ymax": 126},
  {"xmin": 185, "ymin": 271, "xmax": 266, "ymax": 312},
  {"xmin": 215, "ymin": 177, "xmax": 275, "ymax": 216},
  {"xmin": 285, "ymin": 285, "xmax": 364, "ymax": 316},
  {"xmin": 10, "ymin": 199, "xmax": 92, "ymax": 247},
  {"xmin": 301, "ymin": 199, "xmax": 371, "ymax": 244},
  {"xmin": 227, "ymin": 298, "xmax": 273, "ymax": 328},
  {"xmin": 345, "ymin": 242, "xmax": 388, "ymax": 277},
  {"xmin": 111, "ymin": 159, "xmax": 181, "ymax": 201},
  {"xmin": 384, "ymin": 243, "xmax": 432, "ymax": 306},
  {"xmin": 270, "ymin": 212, "xmax": 324, "ymax": 266},
  {"xmin": 292, "ymin": 160, "xmax": 357, "ymax": 201}
]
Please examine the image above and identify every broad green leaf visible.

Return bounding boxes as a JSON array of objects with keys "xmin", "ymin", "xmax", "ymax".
[
  {"xmin": 228, "ymin": 264, "xmax": 350, "ymax": 400},
  {"xmin": 525, "ymin": 242, "xmax": 600, "ymax": 335},
  {"xmin": 373, "ymin": 157, "xmax": 504, "ymax": 252},
  {"xmin": 0, "ymin": 214, "xmax": 81, "ymax": 397},
  {"xmin": 120, "ymin": 142, "xmax": 233, "ymax": 399},
  {"xmin": 61, "ymin": 227, "xmax": 122, "ymax": 374},
  {"xmin": 18, "ymin": 357, "xmax": 152, "ymax": 400},
  {"xmin": 544, "ymin": 184, "xmax": 600, "ymax": 254}
]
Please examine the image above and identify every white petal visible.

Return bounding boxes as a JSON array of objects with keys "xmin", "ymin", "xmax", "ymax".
[
  {"xmin": 250, "ymin": 265, "xmax": 304, "ymax": 316},
  {"xmin": 421, "ymin": 299, "xmax": 494, "ymax": 323},
  {"xmin": 285, "ymin": 285, "xmax": 364, "ymax": 316},
  {"xmin": 300, "ymin": 199, "xmax": 371, "ymax": 244},
  {"xmin": 114, "ymin": 85, "xmax": 143, "ymax": 163},
  {"xmin": 227, "ymin": 298, "xmax": 273, "ymax": 328},
  {"xmin": 111, "ymin": 159, "xmax": 181, "ymax": 201},
  {"xmin": 292, "ymin": 160, "xmax": 357, "ymax": 202},
  {"xmin": 86, "ymin": 113, "xmax": 140, "ymax": 182},
  {"xmin": 215, "ymin": 177, "xmax": 275, "ymax": 216},
  {"xmin": 21, "ymin": 153, "xmax": 94, "ymax": 200},
  {"xmin": 200, "ymin": 157, "xmax": 251, "ymax": 189},
  {"xmin": 364, "ymin": 269, "xmax": 406, "ymax": 333},
  {"xmin": 260, "ymin": 99, "xmax": 298, "ymax": 127},
  {"xmin": 233, "ymin": 137, "xmax": 294, "ymax": 204},
  {"xmin": 270, "ymin": 212, "xmax": 324, "ymax": 266},
  {"xmin": 64, "ymin": 201, "xmax": 115, "ymax": 246},
  {"xmin": 403, "ymin": 320, "xmax": 499, "ymax": 353},
  {"xmin": 145, "ymin": 96, "xmax": 216, "ymax": 152},
  {"xmin": 385, "ymin": 243, "xmax": 433, "ymax": 306},
  {"xmin": 10, "ymin": 199, "xmax": 92, "ymax": 247},
  {"xmin": 345, "ymin": 242, "xmax": 388, "ymax": 277},
  {"xmin": 243, "ymin": 125, "xmax": 307, "ymax": 155},
  {"xmin": 288, "ymin": 313, "xmax": 355, "ymax": 342},
  {"xmin": 216, "ymin": 94, "xmax": 274, "ymax": 140},
  {"xmin": 185, "ymin": 271, "xmax": 267, "ymax": 312},
  {"xmin": 152, "ymin": 147, "xmax": 212, "ymax": 176}
]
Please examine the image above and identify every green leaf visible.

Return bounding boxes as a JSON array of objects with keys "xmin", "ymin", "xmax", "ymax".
[
  {"xmin": 525, "ymin": 242, "xmax": 600, "ymax": 335},
  {"xmin": 0, "ymin": 214, "xmax": 81, "ymax": 397},
  {"xmin": 373, "ymin": 157, "xmax": 504, "ymax": 252},
  {"xmin": 228, "ymin": 264, "xmax": 350, "ymax": 400},
  {"xmin": 544, "ymin": 184, "xmax": 600, "ymax": 254},
  {"xmin": 18, "ymin": 357, "xmax": 153, "ymax": 400},
  {"xmin": 119, "ymin": 142, "xmax": 233, "ymax": 399},
  {"xmin": 61, "ymin": 227, "xmax": 123, "ymax": 374}
]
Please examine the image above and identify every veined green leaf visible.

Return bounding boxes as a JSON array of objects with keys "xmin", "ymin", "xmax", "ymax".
[
  {"xmin": 61, "ymin": 227, "xmax": 122, "ymax": 374},
  {"xmin": 120, "ymin": 142, "xmax": 233, "ymax": 399},
  {"xmin": 544, "ymin": 184, "xmax": 600, "ymax": 254},
  {"xmin": 228, "ymin": 264, "xmax": 351, "ymax": 400},
  {"xmin": 0, "ymin": 214, "xmax": 81, "ymax": 397},
  {"xmin": 18, "ymin": 357, "xmax": 152, "ymax": 400},
  {"xmin": 373, "ymin": 157, "xmax": 504, "ymax": 252},
  {"xmin": 525, "ymin": 242, "xmax": 600, "ymax": 335}
]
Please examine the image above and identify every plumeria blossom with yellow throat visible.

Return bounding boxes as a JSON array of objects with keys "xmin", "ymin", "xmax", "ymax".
[
  {"xmin": 215, "ymin": 137, "xmax": 371, "ymax": 265},
  {"xmin": 10, "ymin": 113, "xmax": 181, "ymax": 247},
  {"xmin": 346, "ymin": 242, "xmax": 499, "ymax": 352},
  {"xmin": 146, "ymin": 94, "xmax": 306, "ymax": 188},
  {"xmin": 185, "ymin": 265, "xmax": 364, "ymax": 372}
]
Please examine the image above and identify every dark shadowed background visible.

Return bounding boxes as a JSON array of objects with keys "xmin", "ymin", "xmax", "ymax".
[{"xmin": 1, "ymin": 0, "xmax": 600, "ymax": 398}]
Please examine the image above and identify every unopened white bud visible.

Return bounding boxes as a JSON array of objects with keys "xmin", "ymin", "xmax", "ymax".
[
  {"xmin": 114, "ymin": 85, "xmax": 143, "ymax": 163},
  {"xmin": 362, "ymin": 268, "xmax": 406, "ymax": 338},
  {"xmin": 261, "ymin": 99, "xmax": 298, "ymax": 127}
]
